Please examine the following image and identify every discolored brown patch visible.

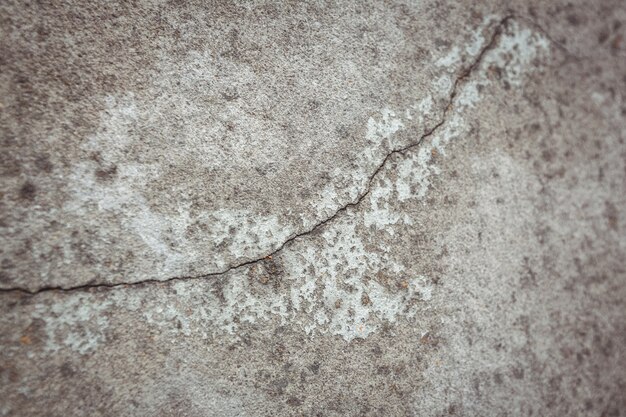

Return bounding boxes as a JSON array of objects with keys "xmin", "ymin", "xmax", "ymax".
[
  {"xmin": 94, "ymin": 165, "xmax": 118, "ymax": 182},
  {"xmin": 18, "ymin": 181, "xmax": 36, "ymax": 200},
  {"xmin": 605, "ymin": 201, "xmax": 618, "ymax": 231}
]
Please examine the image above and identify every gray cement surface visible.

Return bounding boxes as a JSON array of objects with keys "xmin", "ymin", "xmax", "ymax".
[{"xmin": 1, "ymin": 1, "xmax": 625, "ymax": 416}]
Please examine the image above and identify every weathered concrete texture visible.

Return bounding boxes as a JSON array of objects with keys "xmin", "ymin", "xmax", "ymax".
[{"xmin": 1, "ymin": 1, "xmax": 625, "ymax": 416}]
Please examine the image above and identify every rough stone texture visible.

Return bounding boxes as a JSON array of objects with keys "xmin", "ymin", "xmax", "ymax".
[{"xmin": 1, "ymin": 1, "xmax": 625, "ymax": 416}]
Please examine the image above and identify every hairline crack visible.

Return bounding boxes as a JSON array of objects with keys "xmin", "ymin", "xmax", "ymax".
[{"xmin": 0, "ymin": 14, "xmax": 560, "ymax": 296}]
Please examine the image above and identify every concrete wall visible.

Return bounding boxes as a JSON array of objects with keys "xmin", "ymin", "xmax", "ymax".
[{"xmin": 1, "ymin": 1, "xmax": 625, "ymax": 415}]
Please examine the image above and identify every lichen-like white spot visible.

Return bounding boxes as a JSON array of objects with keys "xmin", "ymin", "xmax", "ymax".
[
  {"xmin": 436, "ymin": 46, "xmax": 461, "ymax": 67},
  {"xmin": 13, "ymin": 295, "xmax": 114, "ymax": 355},
  {"xmin": 434, "ymin": 75, "xmax": 453, "ymax": 94},
  {"xmin": 64, "ymin": 93, "xmax": 300, "ymax": 275},
  {"xmin": 366, "ymin": 108, "xmax": 404, "ymax": 146},
  {"xmin": 485, "ymin": 20, "xmax": 550, "ymax": 87},
  {"xmin": 466, "ymin": 29, "xmax": 486, "ymax": 56}
]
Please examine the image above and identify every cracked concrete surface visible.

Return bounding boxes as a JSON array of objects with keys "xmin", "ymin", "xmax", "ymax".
[{"xmin": 1, "ymin": 1, "xmax": 625, "ymax": 416}]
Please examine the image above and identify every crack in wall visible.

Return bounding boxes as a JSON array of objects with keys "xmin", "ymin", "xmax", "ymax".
[{"xmin": 0, "ymin": 14, "xmax": 561, "ymax": 296}]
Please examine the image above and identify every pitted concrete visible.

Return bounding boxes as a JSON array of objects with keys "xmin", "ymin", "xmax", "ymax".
[{"xmin": 1, "ymin": 1, "xmax": 625, "ymax": 416}]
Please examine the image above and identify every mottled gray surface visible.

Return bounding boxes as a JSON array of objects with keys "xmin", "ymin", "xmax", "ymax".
[{"xmin": 1, "ymin": 1, "xmax": 625, "ymax": 416}]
